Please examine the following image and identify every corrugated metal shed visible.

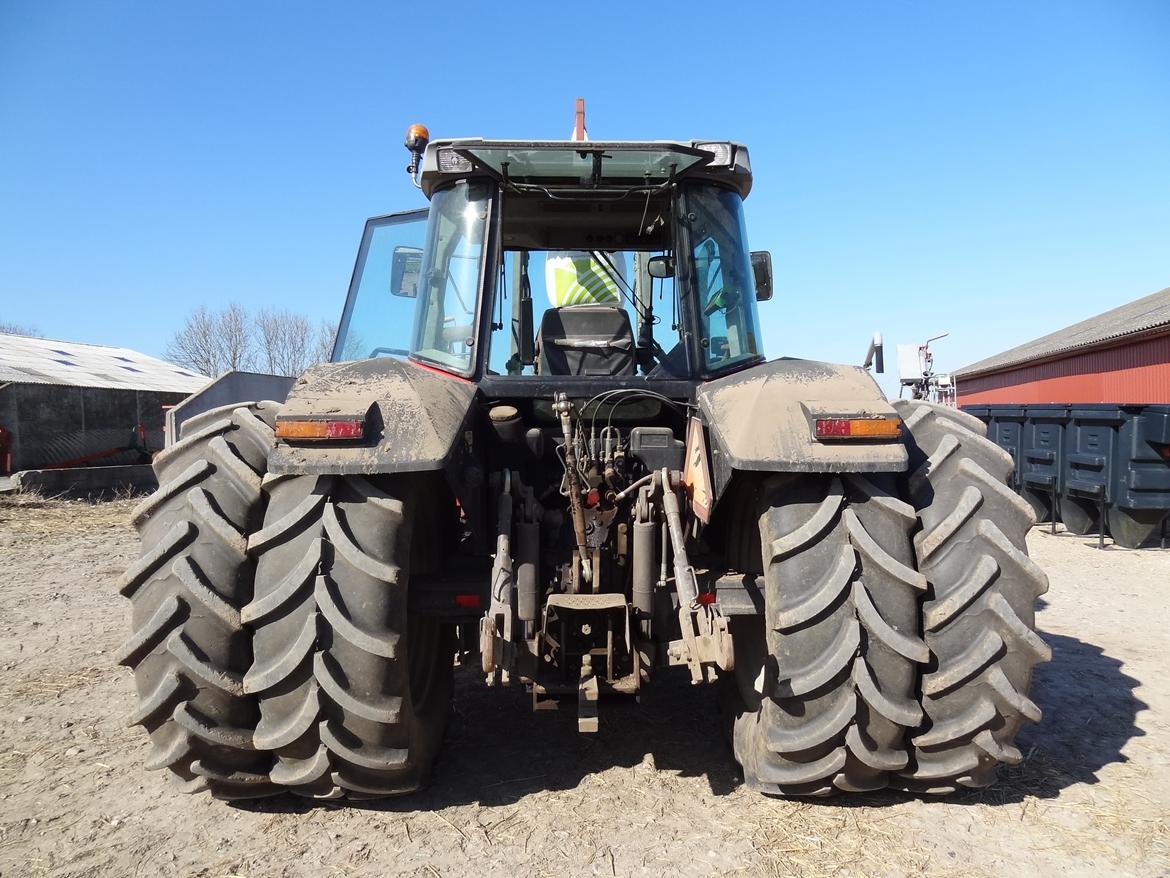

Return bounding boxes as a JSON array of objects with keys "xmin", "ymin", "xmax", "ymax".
[
  {"xmin": 955, "ymin": 286, "xmax": 1170, "ymax": 405},
  {"xmin": 959, "ymin": 334, "xmax": 1170, "ymax": 404},
  {"xmin": 0, "ymin": 334, "xmax": 208, "ymax": 393},
  {"xmin": 955, "ymin": 286, "xmax": 1170, "ymax": 379}
]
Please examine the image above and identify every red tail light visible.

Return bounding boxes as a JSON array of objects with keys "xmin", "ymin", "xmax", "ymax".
[{"xmin": 814, "ymin": 417, "xmax": 902, "ymax": 440}]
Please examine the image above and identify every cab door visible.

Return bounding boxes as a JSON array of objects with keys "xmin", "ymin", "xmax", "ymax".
[{"xmin": 331, "ymin": 208, "xmax": 428, "ymax": 362}]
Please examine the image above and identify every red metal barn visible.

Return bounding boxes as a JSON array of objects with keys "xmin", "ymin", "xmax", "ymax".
[{"xmin": 956, "ymin": 286, "xmax": 1170, "ymax": 405}]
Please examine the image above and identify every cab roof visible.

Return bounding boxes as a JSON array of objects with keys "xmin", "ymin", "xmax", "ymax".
[{"xmin": 418, "ymin": 139, "xmax": 752, "ymax": 199}]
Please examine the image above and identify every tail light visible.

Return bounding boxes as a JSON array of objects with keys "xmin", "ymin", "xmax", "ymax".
[
  {"xmin": 274, "ymin": 417, "xmax": 365, "ymax": 441},
  {"xmin": 814, "ymin": 417, "xmax": 902, "ymax": 441}
]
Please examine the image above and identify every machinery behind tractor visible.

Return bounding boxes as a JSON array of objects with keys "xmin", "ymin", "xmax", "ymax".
[{"xmin": 117, "ymin": 107, "xmax": 1049, "ymax": 801}]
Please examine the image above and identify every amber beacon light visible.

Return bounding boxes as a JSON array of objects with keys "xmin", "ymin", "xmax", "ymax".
[{"xmin": 405, "ymin": 123, "xmax": 430, "ymax": 187}]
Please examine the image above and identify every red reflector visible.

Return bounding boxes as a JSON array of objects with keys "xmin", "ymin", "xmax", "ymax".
[
  {"xmin": 1158, "ymin": 445, "xmax": 1170, "ymax": 461},
  {"xmin": 453, "ymin": 594, "xmax": 481, "ymax": 609},
  {"xmin": 585, "ymin": 489, "xmax": 601, "ymax": 507},
  {"xmin": 697, "ymin": 591, "xmax": 717, "ymax": 606},
  {"xmin": 815, "ymin": 418, "xmax": 852, "ymax": 437},
  {"xmin": 275, "ymin": 418, "xmax": 365, "ymax": 440},
  {"xmin": 325, "ymin": 420, "xmax": 364, "ymax": 439}
]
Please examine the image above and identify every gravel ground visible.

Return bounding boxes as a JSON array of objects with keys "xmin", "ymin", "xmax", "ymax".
[{"xmin": 0, "ymin": 495, "xmax": 1167, "ymax": 877}]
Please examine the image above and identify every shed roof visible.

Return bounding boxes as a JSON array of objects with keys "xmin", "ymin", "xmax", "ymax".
[
  {"xmin": 955, "ymin": 285, "xmax": 1170, "ymax": 378},
  {"xmin": 0, "ymin": 333, "xmax": 209, "ymax": 393}
]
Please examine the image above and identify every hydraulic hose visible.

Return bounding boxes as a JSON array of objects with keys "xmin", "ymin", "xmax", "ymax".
[{"xmin": 554, "ymin": 393, "xmax": 592, "ymax": 585}]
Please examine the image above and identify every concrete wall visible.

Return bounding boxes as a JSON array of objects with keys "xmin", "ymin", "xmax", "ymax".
[
  {"xmin": 14, "ymin": 464, "xmax": 157, "ymax": 496},
  {"xmin": 0, "ymin": 383, "xmax": 189, "ymax": 473}
]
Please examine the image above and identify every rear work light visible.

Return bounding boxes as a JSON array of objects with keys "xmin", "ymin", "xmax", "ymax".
[
  {"xmin": 695, "ymin": 141, "xmax": 733, "ymax": 166},
  {"xmin": 274, "ymin": 417, "xmax": 365, "ymax": 440},
  {"xmin": 814, "ymin": 417, "xmax": 902, "ymax": 440}
]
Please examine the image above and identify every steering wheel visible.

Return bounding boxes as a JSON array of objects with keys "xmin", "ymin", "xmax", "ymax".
[{"xmin": 703, "ymin": 286, "xmax": 741, "ymax": 317}]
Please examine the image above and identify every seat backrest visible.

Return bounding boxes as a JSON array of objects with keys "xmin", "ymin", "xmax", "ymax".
[{"xmin": 537, "ymin": 305, "xmax": 635, "ymax": 376}]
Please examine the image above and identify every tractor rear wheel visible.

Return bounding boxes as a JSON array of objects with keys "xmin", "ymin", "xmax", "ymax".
[
  {"xmin": 728, "ymin": 473, "xmax": 927, "ymax": 796},
  {"xmin": 117, "ymin": 401, "xmax": 280, "ymax": 799},
  {"xmin": 244, "ymin": 474, "xmax": 454, "ymax": 799},
  {"xmin": 892, "ymin": 400, "xmax": 1050, "ymax": 793}
]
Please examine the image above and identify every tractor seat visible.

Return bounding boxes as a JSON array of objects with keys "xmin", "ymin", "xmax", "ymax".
[{"xmin": 536, "ymin": 305, "xmax": 635, "ymax": 376}]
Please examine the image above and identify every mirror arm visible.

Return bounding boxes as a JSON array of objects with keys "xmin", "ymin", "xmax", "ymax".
[{"xmin": 863, "ymin": 332, "xmax": 885, "ymax": 374}]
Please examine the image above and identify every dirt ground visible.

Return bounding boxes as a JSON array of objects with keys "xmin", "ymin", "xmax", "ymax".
[{"xmin": 0, "ymin": 496, "xmax": 1167, "ymax": 878}]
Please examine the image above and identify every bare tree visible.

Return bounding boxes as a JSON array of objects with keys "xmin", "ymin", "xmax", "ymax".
[
  {"xmin": 165, "ymin": 303, "xmax": 256, "ymax": 377},
  {"xmin": 253, "ymin": 311, "xmax": 340, "ymax": 376},
  {"xmin": 255, "ymin": 308, "xmax": 313, "ymax": 376},
  {"xmin": 0, "ymin": 320, "xmax": 39, "ymax": 336},
  {"xmin": 165, "ymin": 306, "xmax": 221, "ymax": 376},
  {"xmin": 219, "ymin": 303, "xmax": 255, "ymax": 372},
  {"xmin": 166, "ymin": 305, "xmax": 336, "ymax": 378},
  {"xmin": 314, "ymin": 319, "xmax": 337, "ymax": 364}
]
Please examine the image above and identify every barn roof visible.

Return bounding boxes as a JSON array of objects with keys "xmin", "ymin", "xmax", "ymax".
[
  {"xmin": 0, "ymin": 333, "xmax": 209, "ymax": 393},
  {"xmin": 955, "ymin": 286, "xmax": 1170, "ymax": 378}
]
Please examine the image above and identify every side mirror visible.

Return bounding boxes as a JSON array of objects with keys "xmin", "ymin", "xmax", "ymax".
[
  {"xmin": 646, "ymin": 255, "xmax": 674, "ymax": 279},
  {"xmin": 390, "ymin": 246, "xmax": 423, "ymax": 297},
  {"xmin": 750, "ymin": 251, "xmax": 773, "ymax": 301}
]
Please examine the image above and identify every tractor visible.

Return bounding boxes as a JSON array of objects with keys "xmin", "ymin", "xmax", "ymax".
[{"xmin": 117, "ymin": 109, "xmax": 1049, "ymax": 800}]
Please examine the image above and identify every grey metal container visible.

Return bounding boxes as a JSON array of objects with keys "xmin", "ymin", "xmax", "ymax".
[{"xmin": 963, "ymin": 403, "xmax": 1170, "ymax": 548}]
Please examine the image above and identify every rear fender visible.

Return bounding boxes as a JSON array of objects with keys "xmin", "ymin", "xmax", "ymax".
[
  {"xmin": 267, "ymin": 358, "xmax": 476, "ymax": 476},
  {"xmin": 697, "ymin": 357, "xmax": 907, "ymax": 497}
]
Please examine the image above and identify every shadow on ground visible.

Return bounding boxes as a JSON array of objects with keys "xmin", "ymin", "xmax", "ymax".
[
  {"xmin": 1002, "ymin": 631, "xmax": 1148, "ymax": 796},
  {"xmin": 239, "ymin": 628, "xmax": 1146, "ymax": 814},
  {"xmin": 1032, "ymin": 522, "xmax": 1169, "ymax": 551}
]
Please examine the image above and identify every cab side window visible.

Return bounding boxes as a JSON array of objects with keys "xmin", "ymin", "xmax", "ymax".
[{"xmin": 686, "ymin": 186, "xmax": 762, "ymax": 371}]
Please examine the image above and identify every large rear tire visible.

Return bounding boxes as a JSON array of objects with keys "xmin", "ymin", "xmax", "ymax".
[
  {"xmin": 244, "ymin": 474, "xmax": 454, "ymax": 799},
  {"xmin": 893, "ymin": 400, "xmax": 1050, "ymax": 793},
  {"xmin": 117, "ymin": 401, "xmax": 280, "ymax": 799},
  {"xmin": 728, "ymin": 473, "xmax": 927, "ymax": 796}
]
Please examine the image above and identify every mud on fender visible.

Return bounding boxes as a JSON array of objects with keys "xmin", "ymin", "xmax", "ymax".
[
  {"xmin": 696, "ymin": 358, "xmax": 907, "ymax": 492},
  {"xmin": 267, "ymin": 358, "xmax": 476, "ymax": 475}
]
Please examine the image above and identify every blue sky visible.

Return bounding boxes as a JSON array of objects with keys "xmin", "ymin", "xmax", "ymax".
[{"xmin": 1, "ymin": 1, "xmax": 1167, "ymax": 396}]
